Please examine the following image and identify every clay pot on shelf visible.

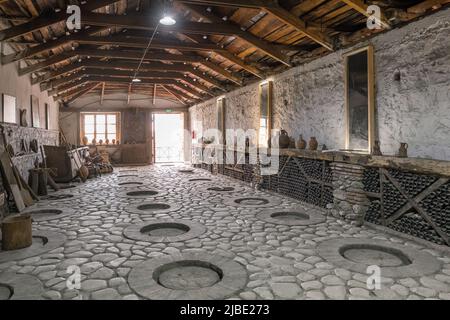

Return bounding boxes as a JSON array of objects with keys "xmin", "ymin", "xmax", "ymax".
[
  {"xmin": 289, "ymin": 137, "xmax": 296, "ymax": 149},
  {"xmin": 398, "ymin": 142, "xmax": 408, "ymax": 158},
  {"xmin": 279, "ymin": 129, "xmax": 290, "ymax": 149},
  {"xmin": 105, "ymin": 139, "xmax": 110, "ymax": 145},
  {"xmin": 92, "ymin": 139, "xmax": 96, "ymax": 145},
  {"xmin": 296, "ymin": 135, "xmax": 306, "ymax": 150},
  {"xmin": 372, "ymin": 140, "xmax": 382, "ymax": 156},
  {"xmin": 309, "ymin": 137, "xmax": 318, "ymax": 151},
  {"xmin": 82, "ymin": 136, "xmax": 89, "ymax": 146},
  {"xmin": 112, "ymin": 139, "xmax": 116, "ymax": 145},
  {"xmin": 98, "ymin": 139, "xmax": 103, "ymax": 145}
]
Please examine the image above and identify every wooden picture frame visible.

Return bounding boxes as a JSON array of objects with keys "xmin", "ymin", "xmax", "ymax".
[
  {"xmin": 344, "ymin": 45, "xmax": 375, "ymax": 153},
  {"xmin": 30, "ymin": 95, "xmax": 40, "ymax": 128},
  {"xmin": 216, "ymin": 97, "xmax": 225, "ymax": 145},
  {"xmin": 1, "ymin": 94, "xmax": 17, "ymax": 124},
  {"xmin": 258, "ymin": 81, "xmax": 272, "ymax": 148}
]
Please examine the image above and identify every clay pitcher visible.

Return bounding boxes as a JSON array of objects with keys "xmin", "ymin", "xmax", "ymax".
[
  {"xmin": 279, "ymin": 129, "xmax": 290, "ymax": 149},
  {"xmin": 372, "ymin": 140, "xmax": 382, "ymax": 156},
  {"xmin": 296, "ymin": 135, "xmax": 306, "ymax": 150},
  {"xmin": 82, "ymin": 136, "xmax": 89, "ymax": 146},
  {"xmin": 289, "ymin": 137, "xmax": 296, "ymax": 149},
  {"xmin": 309, "ymin": 137, "xmax": 318, "ymax": 151},
  {"xmin": 398, "ymin": 142, "xmax": 408, "ymax": 158}
]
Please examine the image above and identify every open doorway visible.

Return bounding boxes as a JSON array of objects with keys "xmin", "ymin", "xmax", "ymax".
[{"xmin": 152, "ymin": 113, "xmax": 184, "ymax": 163}]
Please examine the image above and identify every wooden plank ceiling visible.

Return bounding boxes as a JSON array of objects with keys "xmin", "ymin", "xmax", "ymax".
[{"xmin": 0, "ymin": 0, "xmax": 448, "ymax": 106}]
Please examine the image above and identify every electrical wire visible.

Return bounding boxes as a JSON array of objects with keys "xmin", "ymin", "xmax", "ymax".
[{"xmin": 132, "ymin": 22, "xmax": 160, "ymax": 82}]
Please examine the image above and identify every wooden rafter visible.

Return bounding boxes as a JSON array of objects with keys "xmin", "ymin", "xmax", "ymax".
[
  {"xmin": 47, "ymin": 68, "xmax": 212, "ymax": 97},
  {"xmin": 0, "ymin": 0, "xmax": 121, "ymax": 41},
  {"xmin": 161, "ymin": 85, "xmax": 187, "ymax": 105},
  {"xmin": 101, "ymin": 82, "xmax": 106, "ymax": 105},
  {"xmin": 177, "ymin": 0, "xmax": 334, "ymax": 50},
  {"xmin": 80, "ymin": 12, "xmax": 291, "ymax": 66},
  {"xmin": 65, "ymin": 82, "xmax": 103, "ymax": 104},
  {"xmin": 54, "ymin": 76, "xmax": 204, "ymax": 100},
  {"xmin": 340, "ymin": 0, "xmax": 391, "ymax": 29}
]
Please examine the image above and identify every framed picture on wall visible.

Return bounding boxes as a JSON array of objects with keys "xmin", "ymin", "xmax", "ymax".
[
  {"xmin": 44, "ymin": 103, "xmax": 50, "ymax": 130},
  {"xmin": 31, "ymin": 95, "xmax": 40, "ymax": 128},
  {"xmin": 1, "ymin": 94, "xmax": 17, "ymax": 124}
]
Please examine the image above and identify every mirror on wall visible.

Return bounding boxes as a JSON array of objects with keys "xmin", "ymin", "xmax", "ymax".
[
  {"xmin": 344, "ymin": 45, "xmax": 375, "ymax": 153},
  {"xmin": 216, "ymin": 97, "xmax": 225, "ymax": 145},
  {"xmin": 1, "ymin": 94, "xmax": 17, "ymax": 124},
  {"xmin": 258, "ymin": 81, "xmax": 272, "ymax": 147}
]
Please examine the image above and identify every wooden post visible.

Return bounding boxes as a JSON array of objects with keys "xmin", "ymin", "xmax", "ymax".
[{"xmin": 1, "ymin": 214, "xmax": 32, "ymax": 251}]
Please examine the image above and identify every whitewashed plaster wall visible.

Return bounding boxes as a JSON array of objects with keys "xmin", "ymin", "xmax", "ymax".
[
  {"xmin": 190, "ymin": 8, "xmax": 450, "ymax": 161},
  {"xmin": 0, "ymin": 44, "xmax": 59, "ymax": 131}
]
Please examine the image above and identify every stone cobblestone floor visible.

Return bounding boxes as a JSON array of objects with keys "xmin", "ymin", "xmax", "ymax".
[{"xmin": 1, "ymin": 165, "xmax": 450, "ymax": 300}]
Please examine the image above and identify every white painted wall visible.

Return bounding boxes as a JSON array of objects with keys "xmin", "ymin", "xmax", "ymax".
[
  {"xmin": 190, "ymin": 8, "xmax": 450, "ymax": 161},
  {"xmin": 0, "ymin": 44, "xmax": 59, "ymax": 131}
]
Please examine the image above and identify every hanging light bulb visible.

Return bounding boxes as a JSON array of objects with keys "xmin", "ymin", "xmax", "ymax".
[
  {"xmin": 160, "ymin": 0, "xmax": 176, "ymax": 26},
  {"xmin": 132, "ymin": 78, "xmax": 141, "ymax": 83},
  {"xmin": 160, "ymin": 15, "xmax": 176, "ymax": 26}
]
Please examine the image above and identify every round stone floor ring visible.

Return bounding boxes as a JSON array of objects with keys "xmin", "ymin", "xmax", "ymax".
[
  {"xmin": 123, "ymin": 219, "xmax": 206, "ymax": 242},
  {"xmin": 257, "ymin": 208, "xmax": 326, "ymax": 226},
  {"xmin": 22, "ymin": 206, "xmax": 76, "ymax": 222},
  {"xmin": 128, "ymin": 252, "xmax": 248, "ymax": 300},
  {"xmin": 118, "ymin": 188, "xmax": 167, "ymax": 199},
  {"xmin": 317, "ymin": 238, "xmax": 442, "ymax": 278},
  {"xmin": 126, "ymin": 201, "xmax": 182, "ymax": 215},
  {"xmin": 223, "ymin": 195, "xmax": 282, "ymax": 208}
]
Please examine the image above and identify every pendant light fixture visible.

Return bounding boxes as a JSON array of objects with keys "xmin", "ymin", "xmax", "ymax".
[{"xmin": 160, "ymin": 0, "xmax": 176, "ymax": 26}]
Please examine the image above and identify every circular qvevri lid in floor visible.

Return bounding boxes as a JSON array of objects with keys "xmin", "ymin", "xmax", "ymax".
[{"xmin": 128, "ymin": 252, "xmax": 247, "ymax": 300}]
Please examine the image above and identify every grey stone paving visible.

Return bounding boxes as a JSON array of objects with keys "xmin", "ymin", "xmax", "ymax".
[{"xmin": 0, "ymin": 165, "xmax": 449, "ymax": 300}]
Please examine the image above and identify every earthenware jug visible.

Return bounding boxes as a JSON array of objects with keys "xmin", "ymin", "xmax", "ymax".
[
  {"xmin": 279, "ymin": 129, "xmax": 290, "ymax": 149},
  {"xmin": 372, "ymin": 140, "xmax": 382, "ymax": 156},
  {"xmin": 82, "ymin": 136, "xmax": 89, "ymax": 146},
  {"xmin": 309, "ymin": 137, "xmax": 318, "ymax": 151},
  {"xmin": 289, "ymin": 137, "xmax": 296, "ymax": 149},
  {"xmin": 296, "ymin": 135, "xmax": 306, "ymax": 150},
  {"xmin": 398, "ymin": 142, "xmax": 408, "ymax": 158}
]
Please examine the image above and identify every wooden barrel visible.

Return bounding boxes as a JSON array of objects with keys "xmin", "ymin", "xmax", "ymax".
[{"xmin": 1, "ymin": 214, "xmax": 32, "ymax": 251}]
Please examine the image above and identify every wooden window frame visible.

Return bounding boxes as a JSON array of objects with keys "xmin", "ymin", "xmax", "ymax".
[
  {"xmin": 344, "ymin": 45, "xmax": 375, "ymax": 153},
  {"xmin": 80, "ymin": 112, "xmax": 121, "ymax": 144}
]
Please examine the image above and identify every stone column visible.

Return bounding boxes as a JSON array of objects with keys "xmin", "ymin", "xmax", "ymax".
[{"xmin": 330, "ymin": 162, "xmax": 369, "ymax": 226}]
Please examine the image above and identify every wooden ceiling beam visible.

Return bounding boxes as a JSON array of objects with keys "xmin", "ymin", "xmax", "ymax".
[
  {"xmin": 73, "ymin": 35, "xmax": 263, "ymax": 77},
  {"xmin": 0, "ymin": 0, "xmax": 121, "ymax": 41},
  {"xmin": 62, "ymin": 76, "xmax": 205, "ymax": 99},
  {"xmin": 81, "ymin": 12, "xmax": 291, "ymax": 67},
  {"xmin": 64, "ymin": 82, "xmax": 104, "ymax": 104},
  {"xmin": 1, "ymin": 26, "xmax": 107, "ymax": 65},
  {"xmin": 177, "ymin": 0, "xmax": 278, "ymax": 9},
  {"xmin": 340, "ymin": 0, "xmax": 391, "ymax": 29},
  {"xmin": 177, "ymin": 0, "xmax": 334, "ymax": 50},
  {"xmin": 47, "ymin": 68, "xmax": 212, "ymax": 97},
  {"xmin": 161, "ymin": 85, "xmax": 187, "ymax": 105},
  {"xmin": 38, "ymin": 59, "xmax": 220, "ymax": 94},
  {"xmin": 75, "ymin": 48, "xmax": 240, "ymax": 86},
  {"xmin": 262, "ymin": 6, "xmax": 335, "ymax": 50}
]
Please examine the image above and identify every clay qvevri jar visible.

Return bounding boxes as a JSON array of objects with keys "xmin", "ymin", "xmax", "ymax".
[
  {"xmin": 309, "ymin": 137, "xmax": 318, "ymax": 151},
  {"xmin": 296, "ymin": 135, "xmax": 306, "ymax": 149}
]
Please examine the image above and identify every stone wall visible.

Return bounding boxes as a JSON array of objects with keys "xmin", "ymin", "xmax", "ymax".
[
  {"xmin": 190, "ymin": 8, "xmax": 450, "ymax": 161},
  {"xmin": 330, "ymin": 162, "xmax": 369, "ymax": 226}
]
